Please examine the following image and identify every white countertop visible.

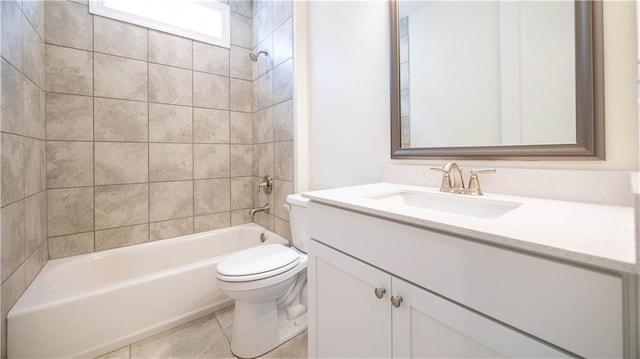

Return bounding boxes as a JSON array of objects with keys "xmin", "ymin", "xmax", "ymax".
[{"xmin": 303, "ymin": 183, "xmax": 637, "ymax": 274}]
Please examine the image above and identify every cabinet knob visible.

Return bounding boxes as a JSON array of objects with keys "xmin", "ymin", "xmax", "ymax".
[
  {"xmin": 391, "ymin": 295, "xmax": 403, "ymax": 308},
  {"xmin": 374, "ymin": 287, "xmax": 386, "ymax": 299}
]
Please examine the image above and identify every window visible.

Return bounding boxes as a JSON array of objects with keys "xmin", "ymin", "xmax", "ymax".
[{"xmin": 89, "ymin": 0, "xmax": 230, "ymax": 48}]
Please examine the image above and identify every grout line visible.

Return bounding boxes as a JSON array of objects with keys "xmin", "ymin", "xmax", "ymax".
[
  {"xmin": 147, "ymin": 28, "xmax": 151, "ymax": 244},
  {"xmin": 91, "ymin": 10, "xmax": 97, "ymax": 252},
  {"xmin": 192, "ymin": 38, "xmax": 196, "ymax": 233}
]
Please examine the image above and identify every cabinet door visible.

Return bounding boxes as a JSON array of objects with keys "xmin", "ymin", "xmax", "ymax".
[
  {"xmin": 310, "ymin": 240, "xmax": 392, "ymax": 358},
  {"xmin": 392, "ymin": 278, "xmax": 571, "ymax": 358}
]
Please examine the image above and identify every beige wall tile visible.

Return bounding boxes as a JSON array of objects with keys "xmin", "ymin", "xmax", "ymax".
[
  {"xmin": 45, "ymin": 45, "xmax": 93, "ymax": 95},
  {"xmin": 1, "ymin": 200, "xmax": 25, "ymax": 282},
  {"xmin": 25, "ymin": 240, "xmax": 48, "ymax": 286},
  {"xmin": 256, "ymin": 71, "xmax": 273, "ymax": 110},
  {"xmin": 95, "ymin": 142, "xmax": 148, "ymax": 185},
  {"xmin": 149, "ymin": 217, "xmax": 194, "ymax": 241},
  {"xmin": 230, "ymin": 112, "xmax": 252, "ymax": 144},
  {"xmin": 193, "ymin": 108, "xmax": 229, "ymax": 143},
  {"xmin": 273, "ymin": 0, "xmax": 293, "ymax": 29},
  {"xmin": 46, "ymin": 141, "xmax": 93, "ymax": 188},
  {"xmin": 149, "ymin": 181, "xmax": 193, "ymax": 222},
  {"xmin": 94, "ymin": 16, "xmax": 148, "ymax": 60},
  {"xmin": 194, "ymin": 212, "xmax": 231, "ymax": 233},
  {"xmin": 257, "ymin": 143, "xmax": 274, "ymax": 178},
  {"xmin": 194, "ymin": 178, "xmax": 230, "ymax": 215},
  {"xmin": 230, "ymin": 79, "xmax": 252, "ymax": 112},
  {"xmin": 230, "ymin": 0, "xmax": 251, "ymax": 17},
  {"xmin": 23, "ymin": 0, "xmax": 46, "ymax": 40},
  {"xmin": 1, "ymin": 59, "xmax": 25, "ymax": 135},
  {"xmin": 149, "ymin": 63, "xmax": 193, "ymax": 106},
  {"xmin": 194, "ymin": 144, "xmax": 229, "ymax": 179},
  {"xmin": 231, "ymin": 209, "xmax": 252, "ymax": 225},
  {"xmin": 272, "ymin": 17, "xmax": 292, "ymax": 68},
  {"xmin": 47, "ymin": 187, "xmax": 94, "ymax": 237},
  {"xmin": 1, "ymin": 133, "xmax": 24, "ymax": 206},
  {"xmin": 149, "ymin": 30, "xmax": 192, "ymax": 69},
  {"xmin": 23, "ymin": 18, "xmax": 45, "ymax": 88},
  {"xmin": 230, "ymin": 145, "xmax": 253, "ymax": 177},
  {"xmin": 45, "ymin": 93, "xmax": 93, "ymax": 141},
  {"xmin": 252, "ymin": 1, "xmax": 272, "ymax": 48},
  {"xmin": 94, "ymin": 98, "xmax": 148, "ymax": 142},
  {"xmin": 273, "ymin": 58, "xmax": 293, "ymax": 103},
  {"xmin": 149, "ymin": 143, "xmax": 193, "ymax": 181},
  {"xmin": 24, "ymin": 138, "xmax": 46, "ymax": 196},
  {"xmin": 95, "ymin": 224, "xmax": 149, "ymax": 251},
  {"xmin": 45, "ymin": 0, "xmax": 92, "ymax": 50},
  {"xmin": 273, "ymin": 100, "xmax": 293, "ymax": 141},
  {"xmin": 231, "ymin": 177, "xmax": 253, "ymax": 210},
  {"xmin": 273, "ymin": 179, "xmax": 293, "ymax": 220},
  {"xmin": 274, "ymin": 141, "xmax": 293, "ymax": 181},
  {"xmin": 24, "ymin": 191, "xmax": 47, "ymax": 256},
  {"xmin": 274, "ymin": 217, "xmax": 292, "ymax": 241},
  {"xmin": 94, "ymin": 53, "xmax": 148, "ymax": 101},
  {"xmin": 23, "ymin": 79, "xmax": 45, "ymax": 139},
  {"xmin": 95, "ymin": 184, "xmax": 149, "ymax": 230},
  {"xmin": 194, "ymin": 72, "xmax": 229, "ymax": 110},
  {"xmin": 1, "ymin": 0, "xmax": 24, "ymax": 70},
  {"xmin": 149, "ymin": 104, "xmax": 192, "ymax": 143},
  {"xmin": 231, "ymin": 13, "xmax": 252, "ymax": 49},
  {"xmin": 96, "ymin": 347, "xmax": 130, "ymax": 359},
  {"xmin": 256, "ymin": 107, "xmax": 274, "ymax": 143},
  {"xmin": 48, "ymin": 231, "xmax": 94, "ymax": 259},
  {"xmin": 230, "ymin": 46, "xmax": 251, "ymax": 80},
  {"xmin": 253, "ymin": 211, "xmax": 274, "ymax": 232},
  {"xmin": 1, "ymin": 265, "xmax": 25, "ymax": 336},
  {"xmin": 193, "ymin": 42, "xmax": 229, "ymax": 76}
]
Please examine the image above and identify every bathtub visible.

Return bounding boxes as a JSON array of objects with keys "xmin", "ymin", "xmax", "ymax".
[{"xmin": 7, "ymin": 223, "xmax": 288, "ymax": 359}]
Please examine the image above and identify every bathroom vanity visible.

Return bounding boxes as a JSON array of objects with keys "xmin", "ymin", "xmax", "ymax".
[{"xmin": 304, "ymin": 182, "xmax": 637, "ymax": 358}]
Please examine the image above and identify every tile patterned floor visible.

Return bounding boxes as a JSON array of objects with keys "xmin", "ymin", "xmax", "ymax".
[{"xmin": 97, "ymin": 306, "xmax": 308, "ymax": 359}]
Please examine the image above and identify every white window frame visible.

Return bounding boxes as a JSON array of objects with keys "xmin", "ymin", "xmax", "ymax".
[{"xmin": 89, "ymin": 0, "xmax": 231, "ymax": 48}]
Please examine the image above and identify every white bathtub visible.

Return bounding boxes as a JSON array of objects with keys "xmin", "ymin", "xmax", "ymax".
[{"xmin": 7, "ymin": 223, "xmax": 288, "ymax": 359}]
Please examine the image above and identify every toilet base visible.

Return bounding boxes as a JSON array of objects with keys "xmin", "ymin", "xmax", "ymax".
[{"xmin": 230, "ymin": 302, "xmax": 308, "ymax": 358}]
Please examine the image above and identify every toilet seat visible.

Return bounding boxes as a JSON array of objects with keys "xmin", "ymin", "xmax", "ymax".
[{"xmin": 217, "ymin": 244, "xmax": 301, "ymax": 282}]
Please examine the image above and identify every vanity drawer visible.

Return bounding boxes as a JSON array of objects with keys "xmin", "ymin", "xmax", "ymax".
[{"xmin": 309, "ymin": 203, "xmax": 624, "ymax": 358}]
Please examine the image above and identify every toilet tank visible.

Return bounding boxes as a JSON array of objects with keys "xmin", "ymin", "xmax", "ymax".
[{"xmin": 286, "ymin": 194, "xmax": 309, "ymax": 253}]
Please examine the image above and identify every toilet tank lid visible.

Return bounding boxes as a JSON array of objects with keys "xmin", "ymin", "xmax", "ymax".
[{"xmin": 287, "ymin": 194, "xmax": 309, "ymax": 207}]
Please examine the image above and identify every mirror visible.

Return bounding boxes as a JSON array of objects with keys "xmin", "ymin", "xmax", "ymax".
[{"xmin": 390, "ymin": 0, "xmax": 604, "ymax": 160}]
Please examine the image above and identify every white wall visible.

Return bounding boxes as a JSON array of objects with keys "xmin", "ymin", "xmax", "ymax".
[
  {"xmin": 304, "ymin": 1, "xmax": 390, "ymax": 190},
  {"xmin": 302, "ymin": 1, "xmax": 638, "ymax": 192}
]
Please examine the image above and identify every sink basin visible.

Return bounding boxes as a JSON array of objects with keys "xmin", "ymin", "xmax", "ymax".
[{"xmin": 366, "ymin": 190, "xmax": 521, "ymax": 219}]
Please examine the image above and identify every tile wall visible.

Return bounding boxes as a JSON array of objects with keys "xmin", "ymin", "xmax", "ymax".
[
  {"xmin": 0, "ymin": 0, "xmax": 48, "ymax": 355},
  {"xmin": 251, "ymin": 0, "xmax": 295, "ymax": 239},
  {"xmin": 44, "ymin": 0, "xmax": 258, "ymax": 258},
  {"xmin": 0, "ymin": 0, "xmax": 295, "ymax": 354}
]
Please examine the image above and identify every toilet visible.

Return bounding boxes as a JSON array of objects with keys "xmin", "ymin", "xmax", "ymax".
[{"xmin": 216, "ymin": 194, "xmax": 309, "ymax": 358}]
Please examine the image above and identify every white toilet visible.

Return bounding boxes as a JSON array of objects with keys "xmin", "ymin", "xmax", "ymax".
[{"xmin": 216, "ymin": 194, "xmax": 309, "ymax": 358}]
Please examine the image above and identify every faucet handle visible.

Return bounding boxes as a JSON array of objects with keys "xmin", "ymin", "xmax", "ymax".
[
  {"xmin": 467, "ymin": 168, "xmax": 495, "ymax": 195},
  {"xmin": 430, "ymin": 166, "xmax": 452, "ymax": 190}
]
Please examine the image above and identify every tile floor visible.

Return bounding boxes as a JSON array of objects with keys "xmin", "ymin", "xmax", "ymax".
[{"xmin": 97, "ymin": 306, "xmax": 308, "ymax": 359}]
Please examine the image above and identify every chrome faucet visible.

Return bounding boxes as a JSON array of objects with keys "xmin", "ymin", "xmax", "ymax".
[
  {"xmin": 250, "ymin": 203, "xmax": 270, "ymax": 217},
  {"xmin": 431, "ymin": 162, "xmax": 495, "ymax": 195}
]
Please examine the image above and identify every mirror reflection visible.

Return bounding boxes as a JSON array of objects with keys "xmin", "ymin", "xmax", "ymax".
[{"xmin": 399, "ymin": 1, "xmax": 577, "ymax": 149}]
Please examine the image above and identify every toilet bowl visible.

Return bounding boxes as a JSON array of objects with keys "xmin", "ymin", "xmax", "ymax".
[{"xmin": 216, "ymin": 194, "xmax": 309, "ymax": 358}]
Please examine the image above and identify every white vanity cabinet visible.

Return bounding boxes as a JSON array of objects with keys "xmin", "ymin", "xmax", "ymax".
[
  {"xmin": 307, "ymin": 202, "xmax": 628, "ymax": 358},
  {"xmin": 310, "ymin": 240, "xmax": 569, "ymax": 358}
]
